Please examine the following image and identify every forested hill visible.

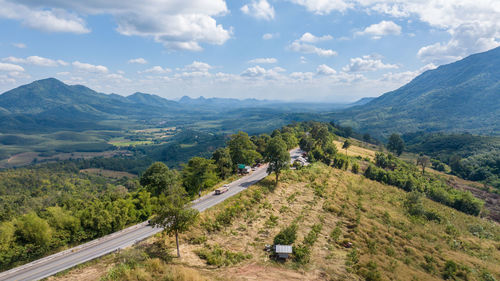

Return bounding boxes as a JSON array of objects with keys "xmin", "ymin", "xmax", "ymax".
[{"xmin": 333, "ymin": 46, "xmax": 500, "ymax": 137}]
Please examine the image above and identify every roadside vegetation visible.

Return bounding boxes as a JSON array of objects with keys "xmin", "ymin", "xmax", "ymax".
[{"xmin": 2, "ymin": 120, "xmax": 499, "ymax": 281}]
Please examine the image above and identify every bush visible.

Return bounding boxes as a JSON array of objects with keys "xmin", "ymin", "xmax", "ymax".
[
  {"xmin": 273, "ymin": 224, "xmax": 298, "ymax": 245},
  {"xmin": 304, "ymin": 224, "xmax": 322, "ymax": 246},
  {"xmin": 443, "ymin": 260, "xmax": 458, "ymax": 280},
  {"xmin": 293, "ymin": 245, "xmax": 311, "ymax": 264},
  {"xmin": 330, "ymin": 226, "xmax": 342, "ymax": 242},
  {"xmin": 351, "ymin": 163, "xmax": 360, "ymax": 174},
  {"xmin": 196, "ymin": 244, "xmax": 251, "ymax": 267}
]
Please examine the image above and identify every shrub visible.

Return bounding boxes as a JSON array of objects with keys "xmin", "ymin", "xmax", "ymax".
[
  {"xmin": 304, "ymin": 224, "xmax": 322, "ymax": 246},
  {"xmin": 293, "ymin": 245, "xmax": 310, "ymax": 264},
  {"xmin": 351, "ymin": 163, "xmax": 360, "ymax": 174},
  {"xmin": 196, "ymin": 244, "xmax": 251, "ymax": 267},
  {"xmin": 330, "ymin": 226, "xmax": 342, "ymax": 242},
  {"xmin": 443, "ymin": 260, "xmax": 458, "ymax": 280},
  {"xmin": 273, "ymin": 224, "xmax": 298, "ymax": 245},
  {"xmin": 360, "ymin": 261, "xmax": 382, "ymax": 281}
]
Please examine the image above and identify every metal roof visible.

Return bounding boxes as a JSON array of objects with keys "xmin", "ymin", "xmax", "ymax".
[{"xmin": 275, "ymin": 245, "xmax": 293, "ymax": 254}]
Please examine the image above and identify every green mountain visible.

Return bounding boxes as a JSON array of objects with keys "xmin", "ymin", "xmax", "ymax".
[
  {"xmin": 0, "ymin": 78, "xmax": 178, "ymax": 132},
  {"xmin": 334, "ymin": 46, "xmax": 500, "ymax": 137}
]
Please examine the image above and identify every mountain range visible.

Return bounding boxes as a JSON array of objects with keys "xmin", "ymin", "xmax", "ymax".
[
  {"xmin": 334, "ymin": 46, "xmax": 500, "ymax": 137},
  {"xmin": 0, "ymin": 78, "xmax": 360, "ymax": 133},
  {"xmin": 1, "ymin": 46, "xmax": 499, "ymax": 136}
]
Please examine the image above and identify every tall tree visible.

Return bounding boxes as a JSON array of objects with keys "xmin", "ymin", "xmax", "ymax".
[
  {"xmin": 264, "ymin": 136, "xmax": 290, "ymax": 185},
  {"xmin": 342, "ymin": 139, "xmax": 351, "ymax": 155},
  {"xmin": 182, "ymin": 157, "xmax": 218, "ymax": 196},
  {"xmin": 299, "ymin": 135, "xmax": 315, "ymax": 152},
  {"xmin": 140, "ymin": 162, "xmax": 179, "ymax": 197},
  {"xmin": 417, "ymin": 155, "xmax": 431, "ymax": 175},
  {"xmin": 227, "ymin": 131, "xmax": 260, "ymax": 166},
  {"xmin": 152, "ymin": 186, "xmax": 199, "ymax": 258},
  {"xmin": 212, "ymin": 148, "xmax": 233, "ymax": 179},
  {"xmin": 387, "ymin": 134, "xmax": 405, "ymax": 156}
]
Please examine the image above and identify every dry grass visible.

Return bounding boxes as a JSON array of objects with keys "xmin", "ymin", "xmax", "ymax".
[
  {"xmin": 333, "ymin": 140, "xmax": 377, "ymax": 160},
  {"xmin": 51, "ymin": 155, "xmax": 500, "ymax": 281}
]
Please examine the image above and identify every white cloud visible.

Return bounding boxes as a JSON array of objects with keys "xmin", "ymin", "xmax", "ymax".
[
  {"xmin": 248, "ymin": 58, "xmax": 277, "ymax": 64},
  {"xmin": 0, "ymin": 1, "xmax": 90, "ymax": 33},
  {"xmin": 316, "ymin": 64, "xmax": 337, "ymax": 75},
  {"xmin": 262, "ymin": 33, "xmax": 278, "ymax": 40},
  {"xmin": 241, "ymin": 66, "xmax": 285, "ymax": 79},
  {"xmin": 299, "ymin": 32, "xmax": 333, "ymax": 43},
  {"xmin": 288, "ymin": 41, "xmax": 337, "ymax": 57},
  {"xmin": 342, "ymin": 55, "xmax": 398, "ymax": 72},
  {"xmin": 12, "ymin": 42, "xmax": 26, "ymax": 48},
  {"xmin": 0, "ymin": 0, "xmax": 231, "ymax": 51},
  {"xmin": 128, "ymin": 58, "xmax": 148, "ymax": 64},
  {"xmin": 289, "ymin": 0, "xmax": 352, "ymax": 15},
  {"xmin": 382, "ymin": 63, "xmax": 436, "ymax": 84},
  {"xmin": 0, "ymin": 62, "xmax": 24, "ymax": 72},
  {"xmin": 72, "ymin": 61, "xmax": 108, "ymax": 73},
  {"xmin": 288, "ymin": 32, "xmax": 337, "ymax": 57},
  {"xmin": 139, "ymin": 66, "xmax": 171, "ymax": 74},
  {"xmin": 418, "ymin": 22, "xmax": 500, "ymax": 63},
  {"xmin": 2, "ymin": 56, "xmax": 67, "ymax": 67},
  {"xmin": 356, "ymin": 20, "xmax": 402, "ymax": 39},
  {"xmin": 287, "ymin": 1, "xmax": 500, "ymax": 63},
  {"xmin": 241, "ymin": 0, "xmax": 275, "ymax": 21},
  {"xmin": 183, "ymin": 61, "xmax": 212, "ymax": 72}
]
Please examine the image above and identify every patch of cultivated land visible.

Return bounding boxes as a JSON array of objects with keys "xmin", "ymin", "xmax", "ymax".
[
  {"xmin": 0, "ymin": 150, "xmax": 131, "ymax": 168},
  {"xmin": 79, "ymin": 168, "xmax": 136, "ymax": 179},
  {"xmin": 51, "ymin": 160, "xmax": 500, "ymax": 281}
]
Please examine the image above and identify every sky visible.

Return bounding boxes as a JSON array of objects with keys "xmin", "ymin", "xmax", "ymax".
[{"xmin": 0, "ymin": 0, "xmax": 499, "ymax": 102}]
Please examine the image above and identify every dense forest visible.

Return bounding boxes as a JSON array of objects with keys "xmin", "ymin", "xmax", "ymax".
[{"xmin": 403, "ymin": 132, "xmax": 500, "ymax": 190}]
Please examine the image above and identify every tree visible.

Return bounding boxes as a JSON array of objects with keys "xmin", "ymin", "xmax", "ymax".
[
  {"xmin": 152, "ymin": 187, "xmax": 199, "ymax": 258},
  {"xmin": 264, "ymin": 136, "xmax": 290, "ymax": 185},
  {"xmin": 323, "ymin": 142, "xmax": 338, "ymax": 165},
  {"xmin": 251, "ymin": 134, "xmax": 270, "ymax": 155},
  {"xmin": 342, "ymin": 139, "xmax": 351, "ymax": 155},
  {"xmin": 15, "ymin": 213, "xmax": 53, "ymax": 249},
  {"xmin": 140, "ymin": 162, "xmax": 180, "ymax": 197},
  {"xmin": 212, "ymin": 148, "xmax": 233, "ymax": 179},
  {"xmin": 227, "ymin": 131, "xmax": 260, "ymax": 166},
  {"xmin": 299, "ymin": 135, "xmax": 315, "ymax": 152},
  {"xmin": 311, "ymin": 126, "xmax": 331, "ymax": 147},
  {"xmin": 182, "ymin": 157, "xmax": 218, "ymax": 196},
  {"xmin": 281, "ymin": 132, "xmax": 298, "ymax": 150},
  {"xmin": 387, "ymin": 134, "xmax": 404, "ymax": 156},
  {"xmin": 417, "ymin": 155, "xmax": 431, "ymax": 175}
]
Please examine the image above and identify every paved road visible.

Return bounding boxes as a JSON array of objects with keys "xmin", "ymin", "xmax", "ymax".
[{"xmin": 0, "ymin": 148, "xmax": 302, "ymax": 281}]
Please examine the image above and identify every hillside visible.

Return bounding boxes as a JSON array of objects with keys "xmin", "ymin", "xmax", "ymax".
[
  {"xmin": 49, "ymin": 143, "xmax": 500, "ymax": 281},
  {"xmin": 334, "ymin": 46, "xmax": 500, "ymax": 137}
]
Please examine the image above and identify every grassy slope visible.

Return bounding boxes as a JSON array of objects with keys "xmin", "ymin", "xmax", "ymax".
[{"xmin": 50, "ymin": 145, "xmax": 500, "ymax": 281}]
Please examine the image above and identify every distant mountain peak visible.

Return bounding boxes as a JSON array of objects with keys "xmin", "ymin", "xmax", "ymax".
[{"xmin": 335, "ymin": 46, "xmax": 500, "ymax": 137}]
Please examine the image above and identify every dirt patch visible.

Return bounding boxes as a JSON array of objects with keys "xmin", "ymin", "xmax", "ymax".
[
  {"xmin": 223, "ymin": 263, "xmax": 318, "ymax": 281},
  {"xmin": 46, "ymin": 261, "xmax": 113, "ymax": 281}
]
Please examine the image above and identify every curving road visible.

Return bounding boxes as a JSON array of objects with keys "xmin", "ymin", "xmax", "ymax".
[{"xmin": 0, "ymin": 149, "xmax": 302, "ymax": 281}]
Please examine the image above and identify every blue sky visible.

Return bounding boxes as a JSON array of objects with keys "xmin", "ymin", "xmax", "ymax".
[{"xmin": 0, "ymin": 0, "xmax": 499, "ymax": 102}]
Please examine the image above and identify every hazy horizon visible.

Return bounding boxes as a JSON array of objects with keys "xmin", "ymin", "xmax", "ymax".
[{"xmin": 0, "ymin": 0, "xmax": 499, "ymax": 102}]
